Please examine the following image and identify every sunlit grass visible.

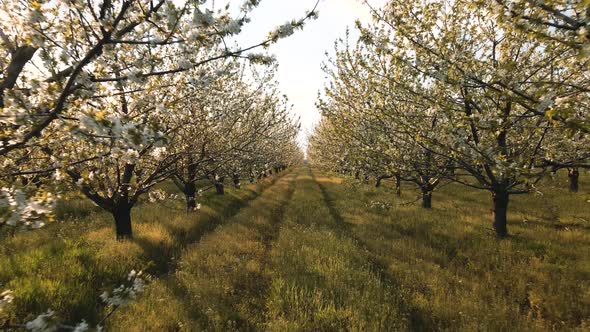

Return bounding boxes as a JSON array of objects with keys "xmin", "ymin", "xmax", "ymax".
[
  {"xmin": 315, "ymin": 169, "xmax": 590, "ymax": 331},
  {"xmin": 0, "ymin": 175, "xmax": 280, "ymax": 326},
  {"xmin": 1, "ymin": 168, "xmax": 588, "ymax": 330},
  {"xmin": 263, "ymin": 169, "xmax": 407, "ymax": 331},
  {"xmin": 108, "ymin": 173, "xmax": 297, "ymax": 331}
]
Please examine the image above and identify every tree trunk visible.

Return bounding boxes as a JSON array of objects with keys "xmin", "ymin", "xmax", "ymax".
[
  {"xmin": 185, "ymin": 159, "xmax": 198, "ymax": 211},
  {"xmin": 448, "ymin": 163, "xmax": 455, "ymax": 176},
  {"xmin": 0, "ymin": 46, "xmax": 38, "ymax": 108},
  {"xmin": 421, "ymin": 190, "xmax": 432, "ymax": 209},
  {"xmin": 215, "ymin": 177, "xmax": 225, "ymax": 195},
  {"xmin": 375, "ymin": 178, "xmax": 382, "ymax": 188},
  {"xmin": 395, "ymin": 174, "xmax": 401, "ymax": 197},
  {"xmin": 492, "ymin": 190, "xmax": 509, "ymax": 238},
  {"xmin": 550, "ymin": 165, "xmax": 559, "ymax": 178},
  {"xmin": 185, "ymin": 183, "xmax": 197, "ymax": 212},
  {"xmin": 113, "ymin": 205, "xmax": 132, "ymax": 240},
  {"xmin": 233, "ymin": 172, "xmax": 241, "ymax": 189},
  {"xmin": 568, "ymin": 168, "xmax": 579, "ymax": 193},
  {"xmin": 376, "ymin": 174, "xmax": 395, "ymax": 188}
]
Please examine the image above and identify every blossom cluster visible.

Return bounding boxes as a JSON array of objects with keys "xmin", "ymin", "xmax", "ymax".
[{"xmin": 0, "ymin": 270, "xmax": 147, "ymax": 331}]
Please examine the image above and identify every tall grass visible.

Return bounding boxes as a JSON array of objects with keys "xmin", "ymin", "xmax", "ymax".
[
  {"xmin": 314, "ymin": 169, "xmax": 590, "ymax": 331},
  {"xmin": 0, "ymin": 175, "xmax": 280, "ymax": 327},
  {"xmin": 263, "ymin": 168, "xmax": 407, "ymax": 331},
  {"xmin": 1, "ymin": 167, "xmax": 587, "ymax": 331},
  {"xmin": 108, "ymin": 172, "xmax": 298, "ymax": 331}
]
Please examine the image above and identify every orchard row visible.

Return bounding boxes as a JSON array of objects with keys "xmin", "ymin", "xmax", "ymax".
[
  {"xmin": 309, "ymin": 0, "xmax": 590, "ymax": 237},
  {"xmin": 0, "ymin": 1, "xmax": 317, "ymax": 238}
]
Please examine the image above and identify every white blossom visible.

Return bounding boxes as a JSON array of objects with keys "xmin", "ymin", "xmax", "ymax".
[
  {"xmin": 25, "ymin": 310, "xmax": 58, "ymax": 332},
  {"xmin": 193, "ymin": 9, "xmax": 215, "ymax": 27},
  {"xmin": 0, "ymin": 290, "xmax": 14, "ymax": 311},
  {"xmin": 150, "ymin": 147, "xmax": 167, "ymax": 160},
  {"xmin": 121, "ymin": 149, "xmax": 140, "ymax": 163},
  {"xmin": 100, "ymin": 270, "xmax": 147, "ymax": 307},
  {"xmin": 72, "ymin": 320, "xmax": 89, "ymax": 332}
]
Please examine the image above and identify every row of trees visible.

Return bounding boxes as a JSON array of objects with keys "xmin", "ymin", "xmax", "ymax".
[
  {"xmin": 0, "ymin": 0, "xmax": 312, "ymax": 238},
  {"xmin": 308, "ymin": 0, "xmax": 590, "ymax": 238}
]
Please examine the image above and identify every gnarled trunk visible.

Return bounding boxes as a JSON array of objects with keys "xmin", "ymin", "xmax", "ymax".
[
  {"xmin": 0, "ymin": 46, "xmax": 38, "ymax": 108},
  {"xmin": 492, "ymin": 190, "xmax": 509, "ymax": 238},
  {"xmin": 419, "ymin": 177, "xmax": 434, "ymax": 209},
  {"xmin": 568, "ymin": 168, "xmax": 579, "ymax": 193},
  {"xmin": 448, "ymin": 162, "xmax": 456, "ymax": 176},
  {"xmin": 550, "ymin": 165, "xmax": 559, "ymax": 178},
  {"xmin": 375, "ymin": 178, "xmax": 382, "ymax": 188},
  {"xmin": 113, "ymin": 163, "xmax": 135, "ymax": 240},
  {"xmin": 113, "ymin": 204, "xmax": 132, "ymax": 240},
  {"xmin": 375, "ymin": 175, "xmax": 385, "ymax": 188}
]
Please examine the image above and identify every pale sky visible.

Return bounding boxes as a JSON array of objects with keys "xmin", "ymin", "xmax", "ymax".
[{"xmin": 235, "ymin": 0, "xmax": 387, "ymax": 147}]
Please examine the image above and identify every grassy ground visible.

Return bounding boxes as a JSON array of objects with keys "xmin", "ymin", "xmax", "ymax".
[
  {"xmin": 314, "ymin": 169, "xmax": 590, "ymax": 331},
  {"xmin": 263, "ymin": 168, "xmax": 407, "ymax": 331},
  {"xmin": 108, "ymin": 172, "xmax": 298, "ymax": 331},
  {"xmin": 0, "ymin": 175, "xmax": 282, "ymax": 327},
  {"xmin": 1, "ymin": 167, "xmax": 589, "ymax": 331}
]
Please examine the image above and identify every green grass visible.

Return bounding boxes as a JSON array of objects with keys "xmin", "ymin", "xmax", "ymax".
[
  {"xmin": 263, "ymin": 168, "xmax": 407, "ymax": 331},
  {"xmin": 0, "ymin": 175, "xmax": 281, "ymax": 327},
  {"xmin": 108, "ymin": 172, "xmax": 298, "ymax": 331},
  {"xmin": 314, "ymin": 169, "xmax": 590, "ymax": 331},
  {"xmin": 1, "ymin": 167, "xmax": 588, "ymax": 331}
]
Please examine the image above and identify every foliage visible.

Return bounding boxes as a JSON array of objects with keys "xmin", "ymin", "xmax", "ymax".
[
  {"xmin": 0, "ymin": 0, "xmax": 312, "ymax": 231},
  {"xmin": 310, "ymin": 0, "xmax": 590, "ymax": 236}
]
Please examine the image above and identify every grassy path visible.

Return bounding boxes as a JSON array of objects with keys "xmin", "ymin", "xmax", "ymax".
[
  {"xmin": 262, "ymin": 168, "xmax": 407, "ymax": 331},
  {"xmin": 111, "ymin": 167, "xmax": 410, "ymax": 331},
  {"xmin": 110, "ymin": 171, "xmax": 298, "ymax": 330}
]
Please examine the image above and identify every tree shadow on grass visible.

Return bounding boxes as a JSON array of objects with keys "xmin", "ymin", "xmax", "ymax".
[
  {"xmin": 147, "ymin": 173, "xmax": 298, "ymax": 331},
  {"xmin": 311, "ymin": 169, "xmax": 433, "ymax": 330}
]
